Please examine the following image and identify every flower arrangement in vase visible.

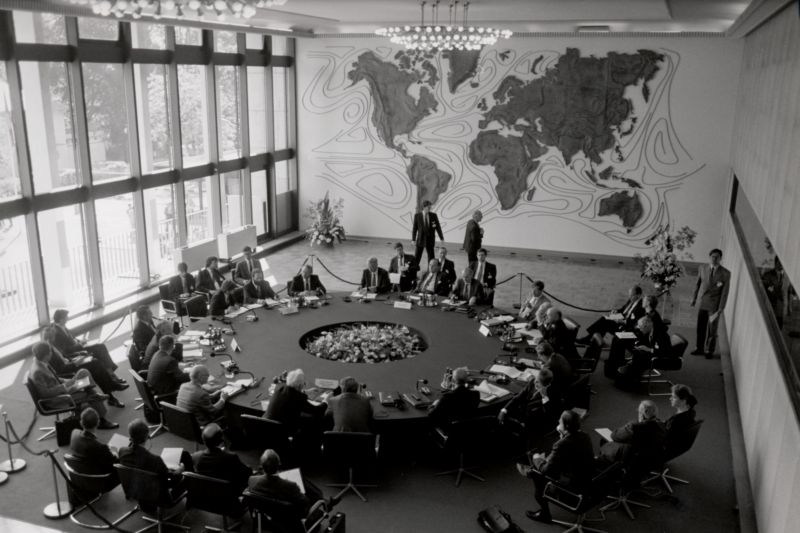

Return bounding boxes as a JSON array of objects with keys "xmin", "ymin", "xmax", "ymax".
[
  {"xmin": 304, "ymin": 192, "xmax": 345, "ymax": 247},
  {"xmin": 636, "ymin": 225, "xmax": 697, "ymax": 293}
]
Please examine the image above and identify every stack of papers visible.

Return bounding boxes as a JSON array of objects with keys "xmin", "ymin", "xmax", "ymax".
[
  {"xmin": 480, "ymin": 315, "xmax": 515, "ymax": 327},
  {"xmin": 615, "ymin": 331, "xmax": 637, "ymax": 340},
  {"xmin": 606, "ymin": 313, "xmax": 625, "ymax": 321},
  {"xmin": 518, "ymin": 368, "xmax": 539, "ymax": 382},
  {"xmin": 263, "ymin": 298, "xmax": 281, "ymax": 308},
  {"xmin": 160, "ymin": 448, "xmax": 184, "ymax": 470},
  {"xmin": 474, "ymin": 380, "xmax": 511, "ymax": 402},
  {"xmin": 488, "ymin": 364, "xmax": 523, "ymax": 380}
]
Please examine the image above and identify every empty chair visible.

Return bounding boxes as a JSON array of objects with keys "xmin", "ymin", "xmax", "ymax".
[
  {"xmin": 243, "ymin": 490, "xmax": 328, "ymax": 533},
  {"xmin": 241, "ymin": 415, "xmax": 293, "ymax": 463},
  {"xmin": 562, "ymin": 317, "xmax": 581, "ymax": 343},
  {"xmin": 572, "ymin": 339, "xmax": 603, "ymax": 375},
  {"xmin": 544, "ymin": 461, "xmax": 622, "ymax": 533},
  {"xmin": 434, "ymin": 415, "xmax": 496, "ymax": 487},
  {"xmin": 182, "ymin": 472, "xmax": 244, "ymax": 532},
  {"xmin": 129, "ymin": 370, "xmax": 168, "ymax": 438},
  {"xmin": 160, "ymin": 402, "xmax": 204, "ymax": 450},
  {"xmin": 644, "ymin": 419, "xmax": 704, "ymax": 493},
  {"xmin": 115, "ymin": 464, "xmax": 190, "ymax": 533},
  {"xmin": 64, "ymin": 454, "xmax": 135, "ymax": 530},
  {"xmin": 322, "ymin": 431, "xmax": 379, "ymax": 502},
  {"xmin": 643, "ymin": 333, "xmax": 688, "ymax": 396},
  {"xmin": 563, "ymin": 373, "xmax": 592, "ymax": 413},
  {"xmin": 24, "ymin": 371, "xmax": 77, "ymax": 441}
]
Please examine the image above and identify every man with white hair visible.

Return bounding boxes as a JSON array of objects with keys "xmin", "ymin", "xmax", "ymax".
[
  {"xmin": 599, "ymin": 399, "xmax": 666, "ymax": 466},
  {"xmin": 176, "ymin": 365, "xmax": 228, "ymax": 425},
  {"xmin": 264, "ymin": 369, "xmax": 326, "ymax": 434},
  {"xmin": 360, "ymin": 257, "xmax": 390, "ymax": 294},
  {"xmin": 463, "ymin": 210, "xmax": 484, "ymax": 263}
]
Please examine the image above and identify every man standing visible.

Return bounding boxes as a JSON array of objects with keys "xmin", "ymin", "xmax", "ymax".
[
  {"xmin": 360, "ymin": 257, "xmax": 391, "ymax": 294},
  {"xmin": 389, "ymin": 242, "xmax": 419, "ymax": 292},
  {"xmin": 690, "ymin": 248, "xmax": 730, "ymax": 358},
  {"xmin": 234, "ymin": 246, "xmax": 260, "ymax": 285},
  {"xmin": 470, "ymin": 248, "xmax": 497, "ymax": 306},
  {"xmin": 412, "ymin": 200, "xmax": 444, "ymax": 264},
  {"xmin": 462, "ymin": 210, "xmax": 484, "ymax": 263}
]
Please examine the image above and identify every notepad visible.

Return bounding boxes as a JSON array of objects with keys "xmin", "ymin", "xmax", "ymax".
[
  {"xmin": 315, "ymin": 378, "xmax": 339, "ymax": 389},
  {"xmin": 595, "ymin": 428, "xmax": 613, "ymax": 441},
  {"xmin": 73, "ymin": 376, "xmax": 92, "ymax": 390},
  {"xmin": 107, "ymin": 433, "xmax": 128, "ymax": 454},
  {"xmin": 160, "ymin": 447, "xmax": 183, "ymax": 470},
  {"xmin": 278, "ymin": 468, "xmax": 305, "ymax": 494},
  {"xmin": 615, "ymin": 331, "xmax": 637, "ymax": 340},
  {"xmin": 488, "ymin": 364, "xmax": 523, "ymax": 380},
  {"xmin": 389, "ymin": 273, "xmax": 401, "ymax": 285},
  {"xmin": 474, "ymin": 380, "xmax": 511, "ymax": 402}
]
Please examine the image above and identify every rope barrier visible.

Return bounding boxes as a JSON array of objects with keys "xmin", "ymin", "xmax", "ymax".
[
  {"xmin": 313, "ymin": 256, "xmax": 361, "ymax": 286},
  {"xmin": 0, "ymin": 407, "xmax": 37, "ymax": 445},
  {"xmin": 99, "ymin": 310, "xmax": 130, "ymax": 345}
]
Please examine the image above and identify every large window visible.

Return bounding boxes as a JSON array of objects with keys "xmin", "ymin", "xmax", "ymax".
[
  {"xmin": 175, "ymin": 26, "xmax": 202, "ymax": 46},
  {"xmin": 38, "ymin": 205, "xmax": 92, "ymax": 314},
  {"xmin": 272, "ymin": 68, "xmax": 289, "ymax": 151},
  {"xmin": 13, "ymin": 12, "xmax": 67, "ymax": 44},
  {"xmin": 134, "ymin": 64, "xmax": 173, "ymax": 172},
  {"xmin": 0, "ymin": 217, "xmax": 37, "ymax": 340},
  {"xmin": 221, "ymin": 170, "xmax": 245, "ymax": 231},
  {"xmin": 96, "ymin": 194, "xmax": 140, "ymax": 300},
  {"xmin": 0, "ymin": 63, "xmax": 21, "ymax": 200},
  {"xmin": 131, "ymin": 23, "xmax": 166, "ymax": 49},
  {"xmin": 82, "ymin": 63, "xmax": 131, "ymax": 183},
  {"xmin": 216, "ymin": 66, "xmax": 241, "ymax": 160},
  {"xmin": 250, "ymin": 169, "xmax": 268, "ymax": 236},
  {"xmin": 184, "ymin": 177, "xmax": 214, "ymax": 244},
  {"xmin": 247, "ymin": 67, "xmax": 268, "ymax": 155},
  {"xmin": 143, "ymin": 185, "xmax": 179, "ymax": 280},
  {"xmin": 78, "ymin": 18, "xmax": 118, "ymax": 40},
  {"xmin": 178, "ymin": 64, "xmax": 210, "ymax": 166},
  {"xmin": 215, "ymin": 31, "xmax": 237, "ymax": 53}
]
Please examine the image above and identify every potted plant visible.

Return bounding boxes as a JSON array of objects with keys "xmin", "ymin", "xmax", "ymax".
[
  {"xmin": 304, "ymin": 192, "xmax": 345, "ymax": 247},
  {"xmin": 636, "ymin": 225, "xmax": 697, "ymax": 294}
]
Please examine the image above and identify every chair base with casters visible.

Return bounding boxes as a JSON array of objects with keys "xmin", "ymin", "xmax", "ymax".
[
  {"xmin": 599, "ymin": 488, "xmax": 651, "ymax": 520},
  {"xmin": 115, "ymin": 464, "xmax": 190, "ymax": 533},
  {"xmin": 64, "ymin": 456, "xmax": 136, "ymax": 530},
  {"xmin": 243, "ymin": 491, "xmax": 327, "ymax": 533},
  {"xmin": 328, "ymin": 465, "xmax": 378, "ymax": 503},
  {"xmin": 133, "ymin": 505, "xmax": 190, "ymax": 533},
  {"xmin": 69, "ymin": 495, "xmax": 137, "ymax": 530},
  {"xmin": 544, "ymin": 462, "xmax": 621, "ymax": 533},
  {"xmin": 550, "ymin": 516, "xmax": 608, "ymax": 533},
  {"xmin": 322, "ymin": 431, "xmax": 379, "ymax": 503},
  {"xmin": 434, "ymin": 450, "xmax": 485, "ymax": 487},
  {"xmin": 643, "ymin": 465, "xmax": 690, "ymax": 494}
]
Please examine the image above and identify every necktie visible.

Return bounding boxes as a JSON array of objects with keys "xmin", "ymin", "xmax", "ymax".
[
  {"xmin": 182, "ymin": 276, "xmax": 188, "ymax": 293},
  {"xmin": 476, "ymin": 262, "xmax": 484, "ymax": 282},
  {"xmin": 465, "ymin": 282, "xmax": 470, "ymax": 299},
  {"xmin": 710, "ymin": 266, "xmax": 716, "ymax": 278},
  {"xmin": 425, "ymin": 213, "xmax": 429, "ymax": 231},
  {"xmin": 256, "ymin": 283, "xmax": 262, "ymax": 298},
  {"xmin": 304, "ymin": 277, "xmax": 310, "ymax": 291},
  {"xmin": 372, "ymin": 271, "xmax": 377, "ymax": 287}
]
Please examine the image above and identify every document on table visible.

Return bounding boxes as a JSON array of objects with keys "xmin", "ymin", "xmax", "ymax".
[
  {"xmin": 488, "ymin": 364, "xmax": 523, "ymax": 380},
  {"xmin": 180, "ymin": 330, "xmax": 204, "ymax": 338},
  {"xmin": 278, "ymin": 468, "xmax": 305, "ymax": 494},
  {"xmin": 441, "ymin": 299, "xmax": 465, "ymax": 306},
  {"xmin": 160, "ymin": 447, "xmax": 184, "ymax": 471},
  {"xmin": 480, "ymin": 315, "xmax": 515, "ymax": 327},
  {"xmin": 519, "ymin": 328, "xmax": 543, "ymax": 341},
  {"xmin": 516, "ymin": 358, "xmax": 538, "ymax": 368},
  {"xmin": 511, "ymin": 322, "xmax": 529, "ymax": 330},
  {"xmin": 107, "ymin": 433, "xmax": 128, "ymax": 454},
  {"xmin": 304, "ymin": 295, "xmax": 320, "ymax": 303},
  {"xmin": 183, "ymin": 348, "xmax": 204, "ymax": 360},
  {"xmin": 615, "ymin": 331, "xmax": 637, "ymax": 340},
  {"xmin": 518, "ymin": 368, "xmax": 539, "ymax": 382},
  {"xmin": 595, "ymin": 428, "xmax": 613, "ymax": 441},
  {"xmin": 314, "ymin": 378, "xmax": 339, "ymax": 389},
  {"xmin": 474, "ymin": 380, "xmax": 511, "ymax": 402},
  {"xmin": 389, "ymin": 273, "xmax": 401, "ymax": 285},
  {"xmin": 605, "ymin": 313, "xmax": 625, "ymax": 321},
  {"xmin": 225, "ymin": 306, "xmax": 250, "ymax": 319},
  {"xmin": 263, "ymin": 298, "xmax": 281, "ymax": 308}
]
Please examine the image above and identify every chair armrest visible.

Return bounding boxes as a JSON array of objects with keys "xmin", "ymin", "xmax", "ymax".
[
  {"xmin": 543, "ymin": 481, "xmax": 584, "ymax": 512},
  {"xmin": 375, "ymin": 433, "xmax": 381, "ymax": 455},
  {"xmin": 38, "ymin": 394, "xmax": 77, "ymax": 412}
]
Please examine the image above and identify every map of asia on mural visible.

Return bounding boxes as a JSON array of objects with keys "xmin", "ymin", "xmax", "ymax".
[{"xmin": 299, "ymin": 43, "xmax": 704, "ymax": 249}]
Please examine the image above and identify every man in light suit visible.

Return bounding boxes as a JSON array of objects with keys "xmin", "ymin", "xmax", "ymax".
[
  {"xmin": 243, "ymin": 269, "xmax": 276, "ymax": 304},
  {"xmin": 360, "ymin": 257, "xmax": 391, "ymax": 294},
  {"xmin": 437, "ymin": 246, "xmax": 457, "ymax": 289},
  {"xmin": 388, "ymin": 242, "xmax": 419, "ymax": 292},
  {"xmin": 417, "ymin": 259, "xmax": 451, "ymax": 296},
  {"xmin": 462, "ymin": 210, "xmax": 483, "ymax": 263},
  {"xmin": 325, "ymin": 377, "xmax": 373, "ymax": 432},
  {"xmin": 690, "ymin": 248, "xmax": 730, "ymax": 357},
  {"xmin": 470, "ymin": 248, "xmax": 497, "ymax": 306},
  {"xmin": 233, "ymin": 246, "xmax": 261, "ymax": 285},
  {"xmin": 412, "ymin": 200, "xmax": 445, "ymax": 264},
  {"xmin": 289, "ymin": 264, "xmax": 327, "ymax": 296},
  {"xmin": 519, "ymin": 280, "xmax": 550, "ymax": 322},
  {"xmin": 450, "ymin": 266, "xmax": 485, "ymax": 306}
]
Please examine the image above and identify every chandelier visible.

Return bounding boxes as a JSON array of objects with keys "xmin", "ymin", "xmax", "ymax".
[
  {"xmin": 376, "ymin": 1, "xmax": 512, "ymax": 52},
  {"xmin": 68, "ymin": 0, "xmax": 288, "ymax": 20}
]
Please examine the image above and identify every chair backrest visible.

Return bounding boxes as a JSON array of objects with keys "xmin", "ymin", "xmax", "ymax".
[
  {"xmin": 664, "ymin": 419, "xmax": 704, "ymax": 462},
  {"xmin": 323, "ymin": 431, "xmax": 377, "ymax": 467},
  {"xmin": 582, "ymin": 340, "xmax": 602, "ymax": 362},
  {"xmin": 64, "ymin": 454, "xmax": 115, "ymax": 497},
  {"xmin": 564, "ymin": 373, "xmax": 592, "ymax": 409},
  {"xmin": 158, "ymin": 284, "xmax": 172, "ymax": 300},
  {"xmin": 24, "ymin": 371, "xmax": 74, "ymax": 416},
  {"xmin": 127, "ymin": 342, "xmax": 143, "ymax": 372},
  {"xmin": 160, "ymin": 401, "xmax": 203, "ymax": 444},
  {"xmin": 129, "ymin": 369, "xmax": 160, "ymax": 412},
  {"xmin": 183, "ymin": 472, "xmax": 242, "ymax": 517},
  {"xmin": 115, "ymin": 463, "xmax": 169, "ymax": 508},
  {"xmin": 242, "ymin": 490, "xmax": 305, "ymax": 533},
  {"xmin": 544, "ymin": 461, "xmax": 622, "ymax": 514},
  {"xmin": 241, "ymin": 415, "xmax": 291, "ymax": 456},
  {"xmin": 444, "ymin": 415, "xmax": 497, "ymax": 451},
  {"xmin": 669, "ymin": 333, "xmax": 689, "ymax": 358}
]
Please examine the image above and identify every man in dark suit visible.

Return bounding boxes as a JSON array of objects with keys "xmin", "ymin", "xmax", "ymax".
[
  {"xmin": 450, "ymin": 266, "xmax": 485, "ymax": 305},
  {"xmin": 325, "ymin": 377, "xmax": 373, "ymax": 432},
  {"xmin": 615, "ymin": 316, "xmax": 671, "ymax": 382},
  {"xmin": 192, "ymin": 423, "xmax": 251, "ymax": 496},
  {"xmin": 462, "ymin": 210, "xmax": 483, "ymax": 263},
  {"xmin": 234, "ymin": 246, "xmax": 261, "ymax": 285},
  {"xmin": 146, "ymin": 335, "xmax": 189, "ymax": 397},
  {"xmin": 132, "ymin": 305, "xmax": 158, "ymax": 354},
  {"xmin": 248, "ymin": 449, "xmax": 327, "ymax": 521},
  {"xmin": 51, "ymin": 309, "xmax": 124, "ymax": 384},
  {"xmin": 536, "ymin": 342, "xmax": 573, "ymax": 401},
  {"xmin": 167, "ymin": 262, "xmax": 207, "ymax": 318},
  {"xmin": 388, "ymin": 242, "xmax": 419, "ymax": 292},
  {"xmin": 517, "ymin": 410, "xmax": 595, "ymax": 524},
  {"xmin": 412, "ymin": 200, "xmax": 445, "ymax": 264},
  {"xmin": 264, "ymin": 369, "xmax": 326, "ymax": 435},
  {"xmin": 416, "ymin": 259, "xmax": 451, "ymax": 296},
  {"xmin": 436, "ymin": 246, "xmax": 457, "ymax": 289},
  {"xmin": 197, "ymin": 256, "xmax": 226, "ymax": 294},
  {"xmin": 499, "ymin": 369, "xmax": 561, "ymax": 433},
  {"xmin": 289, "ymin": 265, "xmax": 327, "ymax": 296},
  {"xmin": 210, "ymin": 280, "xmax": 243, "ymax": 317},
  {"xmin": 428, "ymin": 367, "xmax": 479, "ymax": 427},
  {"xmin": 578, "ymin": 285, "xmax": 645, "ymax": 345},
  {"xmin": 169, "ymin": 262, "xmax": 196, "ymax": 296},
  {"xmin": 470, "ymin": 248, "xmax": 497, "ymax": 305},
  {"xmin": 68, "ymin": 407, "xmax": 120, "ymax": 493},
  {"xmin": 539, "ymin": 307, "xmax": 579, "ymax": 359},
  {"xmin": 691, "ymin": 248, "xmax": 730, "ymax": 357},
  {"xmin": 599, "ymin": 400, "xmax": 666, "ymax": 476},
  {"xmin": 761, "ymin": 257, "xmax": 788, "ymax": 328},
  {"xmin": 243, "ymin": 269, "xmax": 276, "ymax": 304},
  {"xmin": 143, "ymin": 321, "xmax": 183, "ymax": 369},
  {"xmin": 360, "ymin": 257, "xmax": 391, "ymax": 294}
]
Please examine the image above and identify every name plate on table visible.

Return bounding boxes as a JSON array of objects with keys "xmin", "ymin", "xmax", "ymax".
[
  {"xmin": 279, "ymin": 306, "xmax": 299, "ymax": 316},
  {"xmin": 394, "ymin": 301, "xmax": 412, "ymax": 310},
  {"xmin": 231, "ymin": 338, "xmax": 241, "ymax": 352},
  {"xmin": 478, "ymin": 324, "xmax": 492, "ymax": 337}
]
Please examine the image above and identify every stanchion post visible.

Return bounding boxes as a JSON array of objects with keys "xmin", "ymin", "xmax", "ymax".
[
  {"xmin": 0, "ymin": 411, "xmax": 26, "ymax": 473},
  {"xmin": 43, "ymin": 451, "xmax": 73, "ymax": 519},
  {"xmin": 514, "ymin": 272, "xmax": 524, "ymax": 309}
]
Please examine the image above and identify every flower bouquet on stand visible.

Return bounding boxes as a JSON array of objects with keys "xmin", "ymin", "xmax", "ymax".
[
  {"xmin": 636, "ymin": 225, "xmax": 697, "ymax": 320},
  {"xmin": 304, "ymin": 192, "xmax": 345, "ymax": 247}
]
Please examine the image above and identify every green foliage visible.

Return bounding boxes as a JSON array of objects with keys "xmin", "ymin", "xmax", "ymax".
[
  {"xmin": 304, "ymin": 191, "xmax": 345, "ymax": 246},
  {"xmin": 636, "ymin": 225, "xmax": 697, "ymax": 291}
]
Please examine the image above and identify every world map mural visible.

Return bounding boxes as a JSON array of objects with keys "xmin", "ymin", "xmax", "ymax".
[{"xmin": 300, "ymin": 43, "xmax": 704, "ymax": 248}]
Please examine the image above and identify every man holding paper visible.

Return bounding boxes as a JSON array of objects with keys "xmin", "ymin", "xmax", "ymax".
[
  {"xmin": 449, "ymin": 266, "xmax": 485, "ymax": 306},
  {"xmin": 498, "ymin": 369, "xmax": 561, "ymax": 434},
  {"xmin": 359, "ymin": 257, "xmax": 391, "ymax": 294},
  {"xmin": 388, "ymin": 242, "xmax": 419, "ymax": 292},
  {"xmin": 176, "ymin": 365, "xmax": 229, "ymax": 426}
]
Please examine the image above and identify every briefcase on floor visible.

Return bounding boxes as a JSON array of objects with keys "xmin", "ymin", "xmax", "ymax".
[
  {"xmin": 324, "ymin": 512, "xmax": 345, "ymax": 532},
  {"xmin": 56, "ymin": 415, "xmax": 81, "ymax": 446},
  {"xmin": 477, "ymin": 505, "xmax": 524, "ymax": 533}
]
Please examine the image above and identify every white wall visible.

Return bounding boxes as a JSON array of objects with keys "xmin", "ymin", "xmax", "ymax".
[{"xmin": 296, "ymin": 36, "xmax": 742, "ymax": 258}]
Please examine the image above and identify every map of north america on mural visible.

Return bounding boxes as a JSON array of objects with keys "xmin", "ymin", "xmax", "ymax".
[{"xmin": 301, "ymin": 44, "xmax": 703, "ymax": 247}]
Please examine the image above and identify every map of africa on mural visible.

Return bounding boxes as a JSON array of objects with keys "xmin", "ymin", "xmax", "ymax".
[{"xmin": 302, "ymin": 43, "xmax": 703, "ymax": 247}]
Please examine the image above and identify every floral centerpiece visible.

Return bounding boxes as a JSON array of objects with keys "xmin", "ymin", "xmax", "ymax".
[
  {"xmin": 304, "ymin": 322, "xmax": 426, "ymax": 363},
  {"xmin": 304, "ymin": 192, "xmax": 345, "ymax": 247},
  {"xmin": 635, "ymin": 225, "xmax": 697, "ymax": 293}
]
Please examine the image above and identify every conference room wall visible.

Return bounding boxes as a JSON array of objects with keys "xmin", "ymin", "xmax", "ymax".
[{"xmin": 295, "ymin": 36, "xmax": 742, "ymax": 259}]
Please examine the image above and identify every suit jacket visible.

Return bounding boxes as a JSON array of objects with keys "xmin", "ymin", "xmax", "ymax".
[
  {"xmin": 665, "ymin": 408, "xmax": 696, "ymax": 436},
  {"xmin": 133, "ymin": 320, "xmax": 157, "ymax": 352},
  {"xmin": 540, "ymin": 319, "xmax": 579, "ymax": 359},
  {"xmin": 209, "ymin": 288, "xmax": 243, "ymax": 317},
  {"xmin": 289, "ymin": 274, "xmax": 327, "ymax": 296},
  {"xmin": 147, "ymin": 350, "xmax": 189, "ymax": 396},
  {"xmin": 428, "ymin": 385, "xmax": 479, "ymax": 426},
  {"xmin": 191, "ymin": 448, "xmax": 251, "ymax": 494},
  {"xmin": 463, "ymin": 219, "xmax": 482, "ymax": 255},
  {"xmin": 360, "ymin": 268, "xmax": 391, "ymax": 294},
  {"xmin": 534, "ymin": 430, "xmax": 595, "ymax": 490},
  {"xmin": 520, "ymin": 292, "xmax": 550, "ymax": 319},
  {"xmin": 450, "ymin": 278, "xmax": 485, "ymax": 303},
  {"xmin": 389, "ymin": 254, "xmax": 420, "ymax": 291},
  {"xmin": 30, "ymin": 359, "xmax": 69, "ymax": 399},
  {"xmin": 168, "ymin": 273, "xmax": 196, "ymax": 297},
  {"xmin": 633, "ymin": 327, "xmax": 672, "ymax": 359},
  {"xmin": 692, "ymin": 264, "xmax": 731, "ymax": 312},
  {"xmin": 243, "ymin": 279, "xmax": 276, "ymax": 303},
  {"xmin": 469, "ymin": 260, "xmax": 497, "ymax": 289},
  {"xmin": 618, "ymin": 297, "xmax": 646, "ymax": 329},
  {"xmin": 416, "ymin": 271, "xmax": 451, "ymax": 296},
  {"xmin": 144, "ymin": 334, "xmax": 183, "ymax": 369},
  {"xmin": 197, "ymin": 267, "xmax": 226, "ymax": 293},
  {"xmin": 234, "ymin": 258, "xmax": 261, "ymax": 284},
  {"xmin": 439, "ymin": 258, "xmax": 457, "ymax": 287},
  {"xmin": 412, "ymin": 211, "xmax": 444, "ymax": 246},
  {"xmin": 325, "ymin": 392, "xmax": 373, "ymax": 432},
  {"xmin": 51, "ymin": 323, "xmax": 83, "ymax": 355},
  {"xmin": 265, "ymin": 384, "xmax": 325, "ymax": 433},
  {"xmin": 504, "ymin": 383, "xmax": 562, "ymax": 424},
  {"xmin": 605, "ymin": 418, "xmax": 667, "ymax": 469},
  {"xmin": 544, "ymin": 353, "xmax": 574, "ymax": 399},
  {"xmin": 248, "ymin": 474, "xmax": 310, "ymax": 518},
  {"xmin": 69, "ymin": 430, "xmax": 117, "ymax": 476}
]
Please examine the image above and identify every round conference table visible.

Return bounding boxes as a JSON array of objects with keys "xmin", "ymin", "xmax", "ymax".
[{"xmin": 191, "ymin": 294, "xmax": 526, "ymax": 425}]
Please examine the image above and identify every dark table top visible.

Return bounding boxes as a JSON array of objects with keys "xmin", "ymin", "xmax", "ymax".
[{"xmin": 190, "ymin": 294, "xmax": 527, "ymax": 422}]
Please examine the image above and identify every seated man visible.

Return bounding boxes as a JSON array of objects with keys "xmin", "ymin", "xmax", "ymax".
[
  {"xmin": 248, "ymin": 449, "xmax": 329, "ymax": 522},
  {"xmin": 360, "ymin": 257, "xmax": 391, "ymax": 294},
  {"xmin": 388, "ymin": 242, "xmax": 419, "ymax": 292},
  {"xmin": 539, "ymin": 307, "xmax": 579, "ymax": 359},
  {"xmin": 615, "ymin": 315, "xmax": 671, "ymax": 382},
  {"xmin": 325, "ymin": 376, "xmax": 373, "ymax": 433},
  {"xmin": 599, "ymin": 400, "xmax": 666, "ymax": 475},
  {"xmin": 516, "ymin": 410, "xmax": 595, "ymax": 524},
  {"xmin": 50, "ymin": 309, "xmax": 125, "ymax": 385},
  {"xmin": 68, "ymin": 407, "xmax": 120, "ymax": 493},
  {"xmin": 643, "ymin": 294, "xmax": 667, "ymax": 335},
  {"xmin": 436, "ymin": 246, "xmax": 457, "ymax": 289},
  {"xmin": 519, "ymin": 280, "xmax": 550, "ymax": 321},
  {"xmin": 197, "ymin": 256, "xmax": 226, "ymax": 294},
  {"xmin": 416, "ymin": 258, "xmax": 451, "ymax": 296},
  {"xmin": 168, "ymin": 262, "xmax": 207, "ymax": 318},
  {"xmin": 265, "ymin": 369, "xmax": 326, "ymax": 435},
  {"xmin": 147, "ymin": 335, "xmax": 189, "ymax": 397},
  {"xmin": 176, "ymin": 365, "xmax": 228, "ymax": 426},
  {"xmin": 234, "ymin": 246, "xmax": 261, "ymax": 285},
  {"xmin": 578, "ymin": 285, "xmax": 645, "ymax": 345},
  {"xmin": 192, "ymin": 423, "xmax": 251, "ymax": 496},
  {"xmin": 244, "ymin": 269, "xmax": 276, "ymax": 304},
  {"xmin": 169, "ymin": 262, "xmax": 196, "ymax": 297},
  {"xmin": 289, "ymin": 265, "xmax": 327, "ymax": 297},
  {"xmin": 470, "ymin": 248, "xmax": 497, "ymax": 305},
  {"xmin": 449, "ymin": 267, "xmax": 485, "ymax": 306},
  {"xmin": 210, "ymin": 280, "xmax": 243, "ymax": 318},
  {"xmin": 526, "ymin": 301, "xmax": 552, "ymax": 331},
  {"xmin": 132, "ymin": 305, "xmax": 158, "ymax": 354},
  {"xmin": 498, "ymin": 369, "xmax": 561, "ymax": 434},
  {"xmin": 535, "ymin": 342, "xmax": 573, "ymax": 401},
  {"xmin": 118, "ymin": 419, "xmax": 193, "ymax": 508},
  {"xmin": 143, "ymin": 321, "xmax": 184, "ymax": 369},
  {"xmin": 428, "ymin": 367, "xmax": 479, "ymax": 427}
]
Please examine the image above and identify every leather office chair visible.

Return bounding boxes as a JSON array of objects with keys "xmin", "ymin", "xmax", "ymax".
[
  {"xmin": 115, "ymin": 464, "xmax": 189, "ymax": 533},
  {"xmin": 644, "ymin": 419, "xmax": 704, "ymax": 493},
  {"xmin": 563, "ymin": 373, "xmax": 592, "ymax": 412},
  {"xmin": 159, "ymin": 401, "xmax": 204, "ymax": 450},
  {"xmin": 572, "ymin": 338, "xmax": 602, "ymax": 375},
  {"xmin": 563, "ymin": 317, "xmax": 581, "ymax": 342},
  {"xmin": 63, "ymin": 454, "xmax": 135, "ymax": 530},
  {"xmin": 24, "ymin": 371, "xmax": 78, "ymax": 441},
  {"xmin": 240, "ymin": 415, "xmax": 293, "ymax": 464},
  {"xmin": 322, "ymin": 431, "xmax": 379, "ymax": 502},
  {"xmin": 182, "ymin": 472, "xmax": 244, "ymax": 532},
  {"xmin": 242, "ymin": 490, "xmax": 328, "ymax": 533},
  {"xmin": 643, "ymin": 333, "xmax": 688, "ymax": 396},
  {"xmin": 433, "ymin": 415, "xmax": 496, "ymax": 487},
  {"xmin": 600, "ymin": 452, "xmax": 659, "ymax": 520},
  {"xmin": 129, "ymin": 370, "xmax": 168, "ymax": 438},
  {"xmin": 543, "ymin": 461, "xmax": 622, "ymax": 533}
]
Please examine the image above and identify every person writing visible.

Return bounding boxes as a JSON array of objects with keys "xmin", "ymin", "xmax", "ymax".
[
  {"xmin": 450, "ymin": 266, "xmax": 485, "ymax": 306},
  {"xmin": 176, "ymin": 365, "xmax": 229, "ymax": 426}
]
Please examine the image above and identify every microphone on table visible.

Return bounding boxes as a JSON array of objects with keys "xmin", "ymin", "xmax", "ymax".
[
  {"xmin": 416, "ymin": 379, "xmax": 431, "ymax": 396},
  {"xmin": 210, "ymin": 352, "xmax": 239, "ymax": 374},
  {"xmin": 234, "ymin": 370, "xmax": 262, "ymax": 388},
  {"xmin": 244, "ymin": 306, "xmax": 259, "ymax": 322}
]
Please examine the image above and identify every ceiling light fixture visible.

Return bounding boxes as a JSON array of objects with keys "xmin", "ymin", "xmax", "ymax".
[
  {"xmin": 68, "ymin": 0, "xmax": 288, "ymax": 21},
  {"xmin": 376, "ymin": 1, "xmax": 512, "ymax": 52}
]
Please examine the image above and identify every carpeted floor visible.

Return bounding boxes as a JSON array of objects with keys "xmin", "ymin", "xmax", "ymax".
[{"xmin": 0, "ymin": 238, "xmax": 740, "ymax": 533}]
